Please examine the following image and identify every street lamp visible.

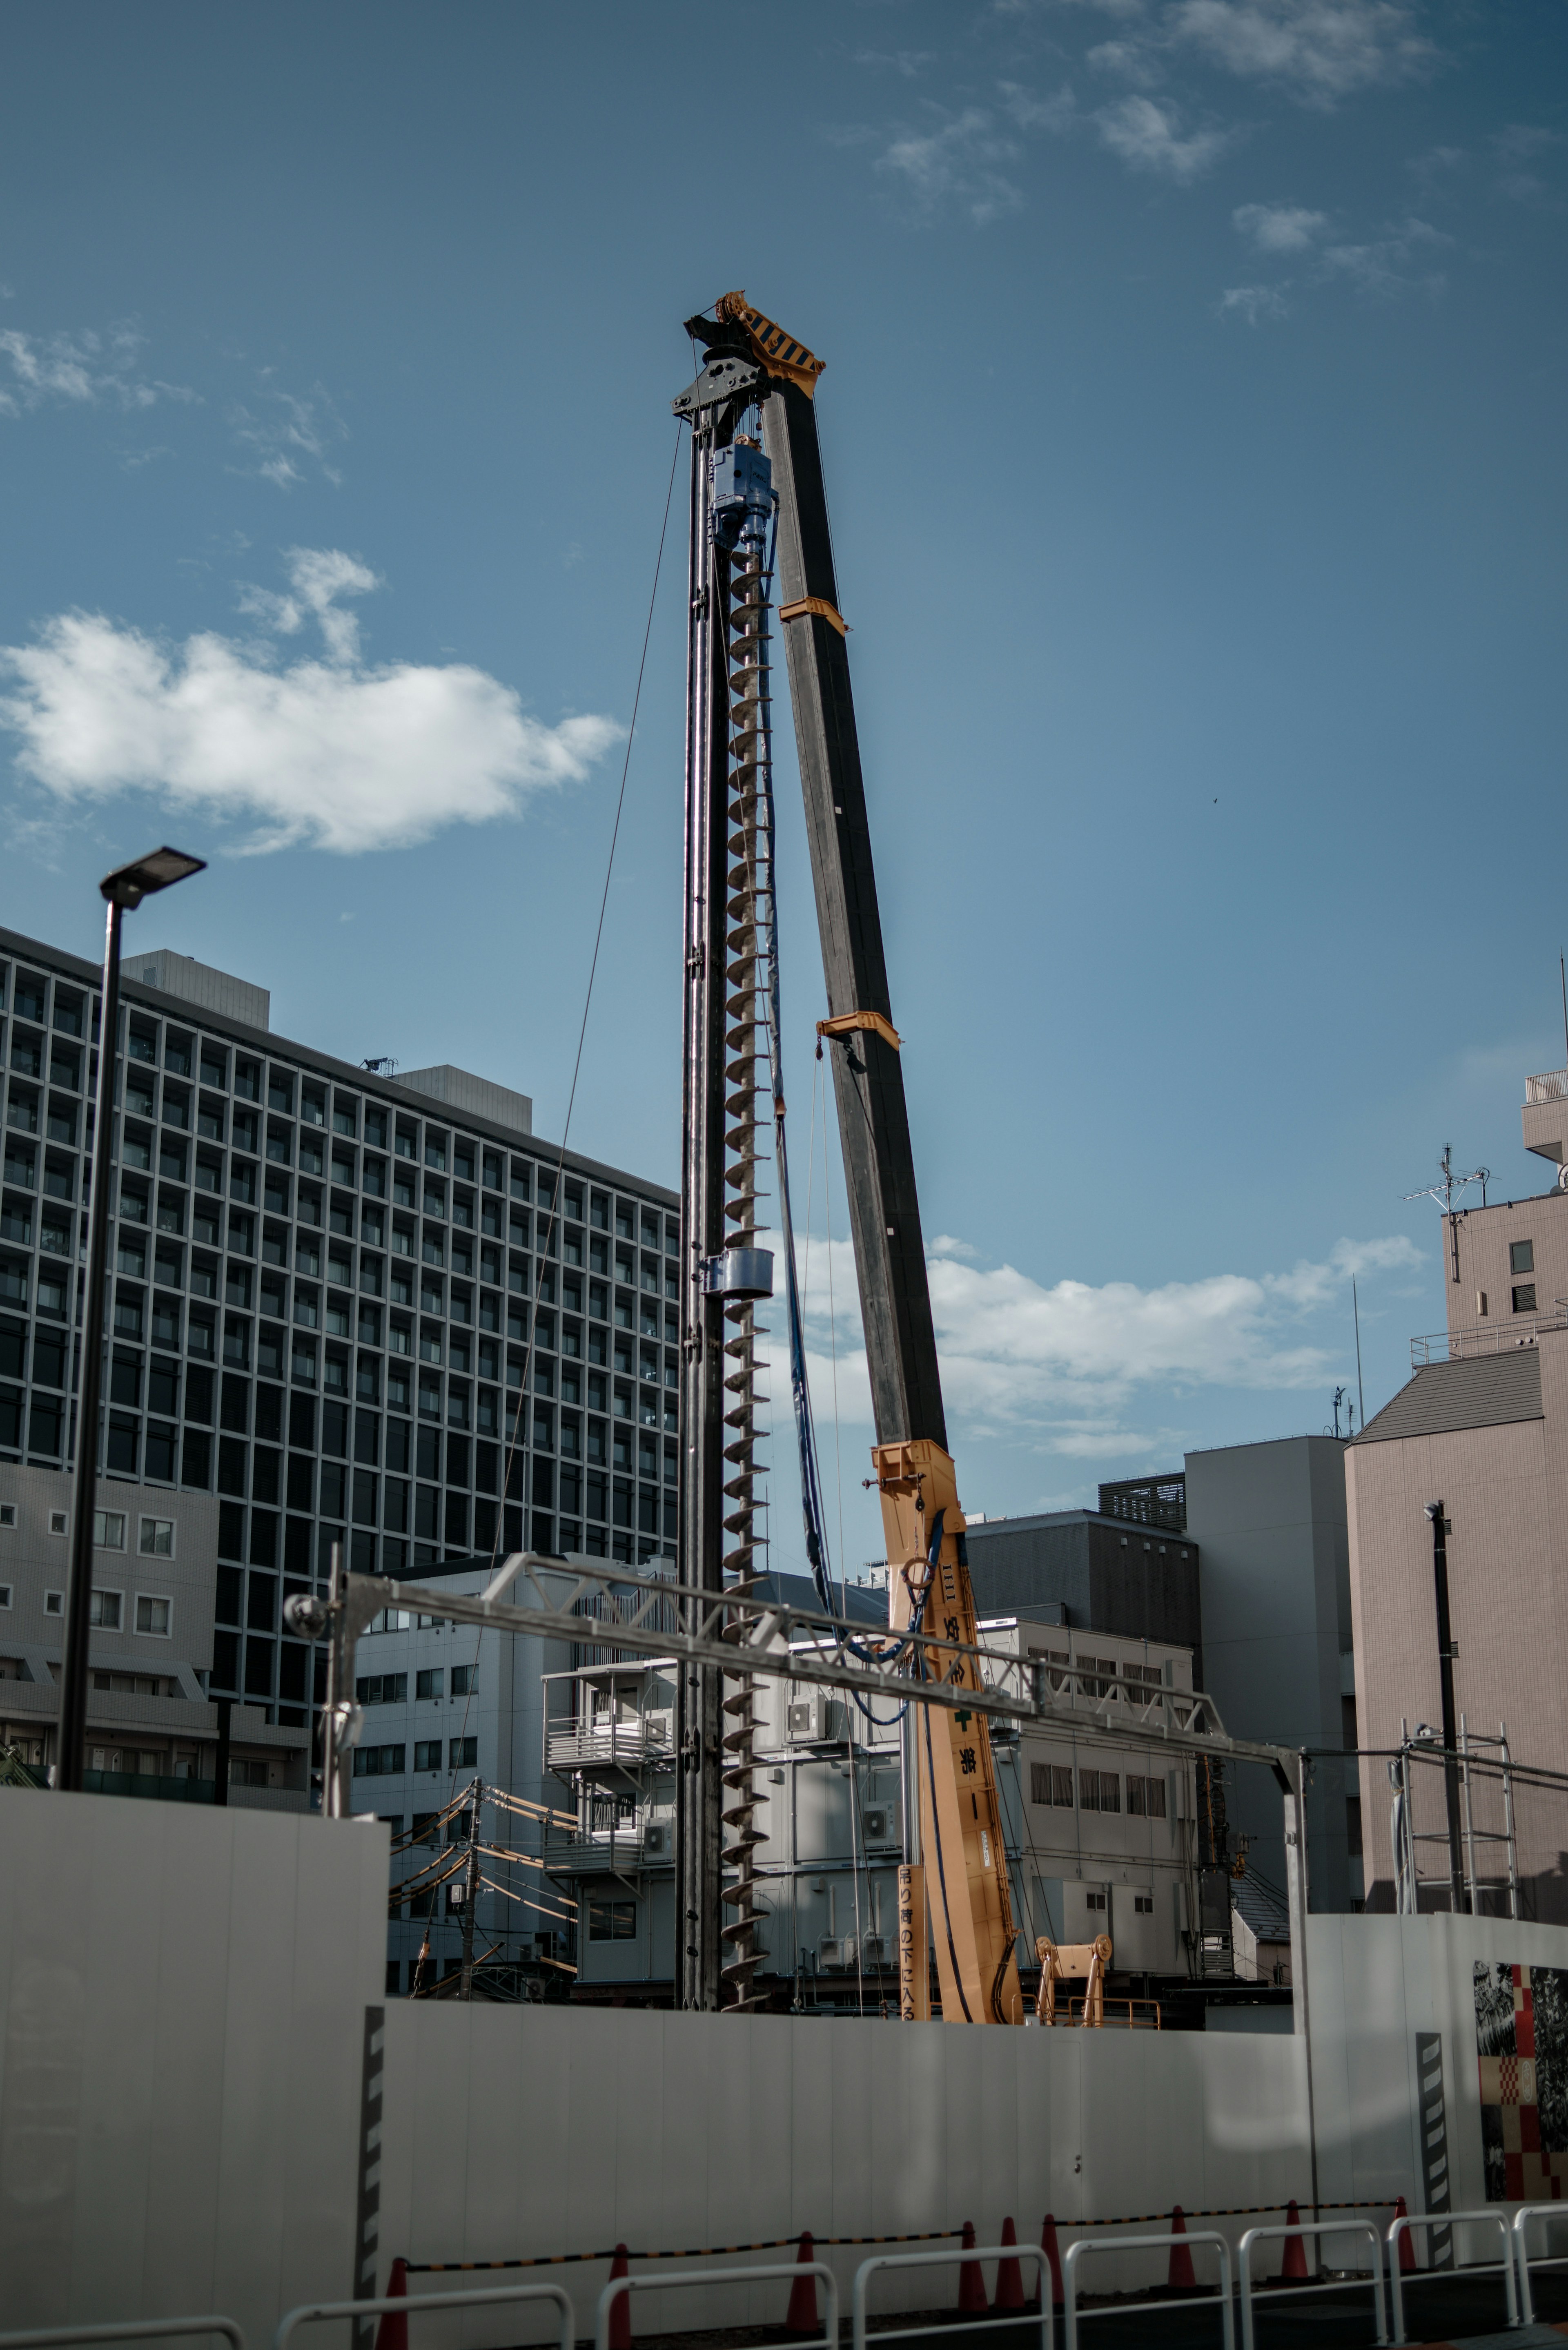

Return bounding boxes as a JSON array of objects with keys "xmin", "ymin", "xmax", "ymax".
[{"xmin": 57, "ymin": 846, "xmax": 206, "ymax": 1792}]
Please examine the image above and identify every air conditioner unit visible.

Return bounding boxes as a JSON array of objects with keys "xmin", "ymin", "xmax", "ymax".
[
  {"xmin": 860, "ymin": 1934, "xmax": 886, "ymax": 1966},
  {"xmin": 863, "ymin": 1806, "xmax": 892, "ymax": 1843},
  {"xmin": 644, "ymin": 1823, "xmax": 668, "ymax": 1855},
  {"xmin": 788, "ymin": 1698, "xmax": 824, "ymax": 1741},
  {"xmin": 817, "ymin": 1935, "xmax": 848, "ymax": 1969}
]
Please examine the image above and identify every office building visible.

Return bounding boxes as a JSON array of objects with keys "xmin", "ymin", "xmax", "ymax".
[
  {"xmin": 1348, "ymin": 1061, "xmax": 1568, "ymax": 1915},
  {"xmin": 1184, "ymin": 1435, "xmax": 1360, "ymax": 1913},
  {"xmin": 0, "ymin": 925, "xmax": 677, "ymax": 1785}
]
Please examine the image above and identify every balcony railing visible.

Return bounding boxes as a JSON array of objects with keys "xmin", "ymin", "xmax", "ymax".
[
  {"xmin": 1412, "ymin": 1312, "xmax": 1568, "ymax": 1366},
  {"xmin": 1526, "ymin": 1070, "xmax": 1568, "ymax": 1105},
  {"xmin": 545, "ymin": 1716, "xmax": 673, "ymax": 1770}
]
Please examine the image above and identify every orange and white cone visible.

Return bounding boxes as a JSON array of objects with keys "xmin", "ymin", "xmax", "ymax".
[
  {"xmin": 786, "ymin": 2232, "xmax": 820, "ymax": 2335},
  {"xmin": 373, "ymin": 2259, "xmax": 408, "ymax": 2350},
  {"xmin": 1168, "ymin": 2206, "xmax": 1197, "ymax": 2292}
]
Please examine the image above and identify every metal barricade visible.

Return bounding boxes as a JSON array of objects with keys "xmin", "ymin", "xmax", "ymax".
[
  {"xmin": 596, "ymin": 2261, "xmax": 838, "ymax": 2350},
  {"xmin": 1512, "ymin": 2200, "xmax": 1568, "ymax": 2325},
  {"xmin": 0, "ymin": 2327, "xmax": 244, "ymax": 2350},
  {"xmin": 1385, "ymin": 2207, "xmax": 1517, "ymax": 2344},
  {"xmin": 1236, "ymin": 2220, "xmax": 1386, "ymax": 2350},
  {"xmin": 275, "ymin": 2285, "xmax": 571, "ymax": 2350},
  {"xmin": 1061, "ymin": 2230, "xmax": 1234, "ymax": 2350},
  {"xmin": 851, "ymin": 2242, "xmax": 1053, "ymax": 2350}
]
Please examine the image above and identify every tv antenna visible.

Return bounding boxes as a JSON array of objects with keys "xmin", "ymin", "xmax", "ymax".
[
  {"xmin": 1326, "ymin": 1384, "xmax": 1355, "ymax": 1440},
  {"xmin": 1403, "ymin": 1143, "xmax": 1490, "ymax": 1214}
]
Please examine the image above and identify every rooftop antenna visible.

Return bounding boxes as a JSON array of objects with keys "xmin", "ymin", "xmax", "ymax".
[
  {"xmin": 1328, "ymin": 1384, "xmax": 1347, "ymax": 1439},
  {"xmin": 1403, "ymin": 1142, "xmax": 1490, "ymax": 1215}
]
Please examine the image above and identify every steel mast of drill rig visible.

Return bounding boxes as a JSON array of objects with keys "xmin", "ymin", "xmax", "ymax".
[{"xmin": 672, "ymin": 296, "xmax": 1024, "ymax": 2024}]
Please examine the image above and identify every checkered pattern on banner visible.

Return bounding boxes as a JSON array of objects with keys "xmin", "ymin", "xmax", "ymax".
[{"xmin": 1477, "ymin": 1965, "xmax": 1568, "ymax": 2200}]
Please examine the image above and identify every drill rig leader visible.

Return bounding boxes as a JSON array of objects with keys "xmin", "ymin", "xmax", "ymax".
[{"xmin": 673, "ymin": 294, "xmax": 1024, "ymax": 2027}]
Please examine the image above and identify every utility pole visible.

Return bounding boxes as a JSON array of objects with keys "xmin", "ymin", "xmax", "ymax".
[
  {"xmin": 1425, "ymin": 1503, "xmax": 1468, "ymax": 1913},
  {"xmin": 459, "ymin": 1776, "xmax": 482, "ymax": 1999}
]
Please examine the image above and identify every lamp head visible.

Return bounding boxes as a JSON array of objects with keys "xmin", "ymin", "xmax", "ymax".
[{"xmin": 100, "ymin": 846, "xmax": 206, "ymax": 911}]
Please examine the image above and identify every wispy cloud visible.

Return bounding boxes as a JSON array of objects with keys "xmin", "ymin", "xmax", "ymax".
[
  {"xmin": 1165, "ymin": 0, "xmax": 1435, "ymax": 106},
  {"xmin": 787, "ymin": 1232, "xmax": 1421, "ymax": 1453},
  {"xmin": 229, "ymin": 384, "xmax": 346, "ymax": 487},
  {"xmin": 1096, "ymin": 93, "xmax": 1232, "ymax": 180},
  {"xmin": 855, "ymin": 48, "xmax": 937, "ymax": 77},
  {"xmin": 1319, "ymin": 213, "xmax": 1449, "ymax": 297},
  {"xmin": 1494, "ymin": 124, "xmax": 1560, "ymax": 206},
  {"xmin": 0, "ymin": 548, "xmax": 621, "ymax": 856},
  {"xmin": 1219, "ymin": 282, "xmax": 1291, "ymax": 321},
  {"xmin": 1233, "ymin": 199, "xmax": 1327, "ymax": 250},
  {"xmin": 0, "ymin": 323, "xmax": 195, "ymax": 418},
  {"xmin": 875, "ymin": 106, "xmax": 1027, "ymax": 223}
]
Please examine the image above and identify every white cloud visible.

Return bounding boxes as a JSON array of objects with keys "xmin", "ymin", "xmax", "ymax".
[
  {"xmin": 1096, "ymin": 94, "xmax": 1231, "ymax": 179},
  {"xmin": 0, "ymin": 323, "xmax": 194, "ymax": 419},
  {"xmin": 876, "ymin": 107, "xmax": 1025, "ymax": 223},
  {"xmin": 1219, "ymin": 283, "xmax": 1291, "ymax": 320},
  {"xmin": 0, "ymin": 548, "xmax": 621, "ymax": 856},
  {"xmin": 1166, "ymin": 0, "xmax": 1434, "ymax": 106},
  {"xmin": 998, "ymin": 80, "xmax": 1079, "ymax": 131},
  {"xmin": 1087, "ymin": 38, "xmax": 1163, "ymax": 82},
  {"xmin": 1319, "ymin": 213, "xmax": 1449, "ymax": 296},
  {"xmin": 229, "ymin": 386, "xmax": 345, "ymax": 487},
  {"xmin": 782, "ymin": 1231, "xmax": 1421, "ymax": 1454},
  {"xmin": 1233, "ymin": 199, "xmax": 1327, "ymax": 249}
]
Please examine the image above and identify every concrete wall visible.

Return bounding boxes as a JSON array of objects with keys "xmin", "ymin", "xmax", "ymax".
[
  {"xmin": 11, "ymin": 1789, "xmax": 1568, "ymax": 2344},
  {"xmin": 966, "ymin": 1513, "xmax": 1202, "ymax": 1659},
  {"xmin": 1185, "ymin": 1436, "xmax": 1355, "ymax": 1909},
  {"xmin": 375, "ymin": 2002, "xmax": 1308, "ymax": 2340},
  {"xmin": 0, "ymin": 1790, "xmax": 387, "ymax": 2340}
]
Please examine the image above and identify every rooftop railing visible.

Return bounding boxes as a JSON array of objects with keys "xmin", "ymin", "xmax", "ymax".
[
  {"xmin": 1526, "ymin": 1069, "xmax": 1568, "ymax": 1105},
  {"xmin": 1412, "ymin": 1311, "xmax": 1568, "ymax": 1366}
]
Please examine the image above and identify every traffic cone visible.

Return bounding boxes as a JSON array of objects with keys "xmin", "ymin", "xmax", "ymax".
[
  {"xmin": 373, "ymin": 2259, "xmax": 408, "ymax": 2350},
  {"xmin": 1281, "ymin": 2199, "xmax": 1308, "ymax": 2282},
  {"xmin": 1040, "ymin": 2216, "xmax": 1064, "ymax": 2311},
  {"xmin": 957, "ymin": 2220, "xmax": 989, "ymax": 2314},
  {"xmin": 608, "ymin": 2244, "xmax": 632, "ymax": 2350},
  {"xmin": 786, "ymin": 2233, "xmax": 820, "ymax": 2335},
  {"xmin": 1168, "ymin": 2206, "xmax": 1197, "ymax": 2292},
  {"xmin": 1394, "ymin": 2196, "xmax": 1417, "ymax": 2273},
  {"xmin": 994, "ymin": 2217, "xmax": 1025, "ymax": 2311}
]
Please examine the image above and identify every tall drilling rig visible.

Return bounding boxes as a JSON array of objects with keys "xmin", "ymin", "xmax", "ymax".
[{"xmin": 673, "ymin": 296, "xmax": 1024, "ymax": 2024}]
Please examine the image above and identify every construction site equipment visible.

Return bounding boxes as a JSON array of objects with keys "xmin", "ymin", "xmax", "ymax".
[
  {"xmin": 850, "ymin": 2245, "xmax": 1054, "ymax": 2350},
  {"xmin": 1385, "ymin": 2209, "xmax": 1517, "ymax": 2345},
  {"xmin": 671, "ymin": 294, "xmax": 1022, "ymax": 2020},
  {"xmin": 595, "ymin": 2263, "xmax": 839, "ymax": 2350},
  {"xmin": 1034, "ymin": 1934, "xmax": 1112, "ymax": 2028},
  {"xmin": 1060, "ymin": 2231, "xmax": 1235, "ymax": 2350},
  {"xmin": 0, "ymin": 2327, "xmax": 244, "ymax": 2350},
  {"xmin": 1236, "ymin": 2219, "xmax": 1388, "ymax": 2350},
  {"xmin": 273, "ymin": 2286, "xmax": 572, "ymax": 2350}
]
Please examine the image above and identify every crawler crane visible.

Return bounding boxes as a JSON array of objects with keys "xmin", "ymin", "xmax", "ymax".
[{"xmin": 673, "ymin": 295, "xmax": 1025, "ymax": 2025}]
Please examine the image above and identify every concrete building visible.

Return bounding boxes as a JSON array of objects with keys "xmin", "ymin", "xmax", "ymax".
[
  {"xmin": 0, "ymin": 925, "xmax": 677, "ymax": 1789},
  {"xmin": 1348, "ymin": 1061, "xmax": 1568, "ymax": 1916},
  {"xmin": 1184, "ymin": 1435, "xmax": 1360, "ymax": 1914},
  {"xmin": 964, "ymin": 1487, "xmax": 1202, "ymax": 1663}
]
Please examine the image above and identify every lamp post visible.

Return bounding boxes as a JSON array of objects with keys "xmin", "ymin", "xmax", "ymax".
[
  {"xmin": 57, "ymin": 847, "xmax": 206, "ymax": 1793},
  {"xmin": 1423, "ymin": 1500, "xmax": 1468, "ymax": 1914}
]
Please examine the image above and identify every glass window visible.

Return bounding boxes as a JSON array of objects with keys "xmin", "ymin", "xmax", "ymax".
[
  {"xmin": 94, "ymin": 1510, "xmax": 127, "ymax": 1550},
  {"xmin": 416, "ymin": 1668, "xmax": 443, "ymax": 1700},
  {"xmin": 136, "ymin": 1594, "xmax": 172, "ymax": 1636},
  {"xmin": 89, "ymin": 1589, "xmax": 122, "ymax": 1628},
  {"xmin": 1511, "ymin": 1240, "xmax": 1535, "ymax": 1275},
  {"xmin": 139, "ymin": 1517, "xmax": 175, "ymax": 1557}
]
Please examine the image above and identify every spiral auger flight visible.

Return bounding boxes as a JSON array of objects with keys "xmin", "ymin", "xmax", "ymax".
[{"xmin": 715, "ymin": 455, "xmax": 776, "ymax": 2011}]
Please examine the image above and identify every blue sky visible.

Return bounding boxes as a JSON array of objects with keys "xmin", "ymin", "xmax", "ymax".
[{"xmin": 0, "ymin": 2, "xmax": 1563, "ymax": 1574}]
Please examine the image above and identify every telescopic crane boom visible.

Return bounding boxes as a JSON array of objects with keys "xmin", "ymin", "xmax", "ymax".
[{"xmin": 674, "ymin": 294, "xmax": 1024, "ymax": 2025}]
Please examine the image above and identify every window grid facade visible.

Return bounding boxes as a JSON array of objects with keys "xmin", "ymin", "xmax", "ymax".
[{"xmin": 0, "ymin": 934, "xmax": 680, "ymax": 1726}]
